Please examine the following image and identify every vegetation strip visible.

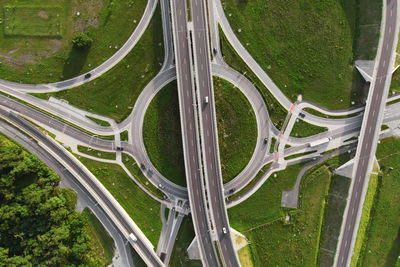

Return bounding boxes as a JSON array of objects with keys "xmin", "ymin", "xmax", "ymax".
[{"xmin": 77, "ymin": 145, "xmax": 116, "ymax": 160}]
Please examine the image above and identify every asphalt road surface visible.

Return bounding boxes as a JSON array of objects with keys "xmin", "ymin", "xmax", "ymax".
[
  {"xmin": 0, "ymin": 107, "xmax": 163, "ymax": 267},
  {"xmin": 190, "ymin": 0, "xmax": 240, "ymax": 265},
  {"xmin": 169, "ymin": 0, "xmax": 220, "ymax": 266},
  {"xmin": 336, "ymin": 0, "xmax": 398, "ymax": 266}
]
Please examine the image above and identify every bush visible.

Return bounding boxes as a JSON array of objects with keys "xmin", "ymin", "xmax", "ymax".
[{"xmin": 72, "ymin": 32, "xmax": 93, "ymax": 49}]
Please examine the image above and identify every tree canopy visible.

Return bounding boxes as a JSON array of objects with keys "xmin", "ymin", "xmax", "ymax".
[{"xmin": 0, "ymin": 134, "xmax": 101, "ymax": 266}]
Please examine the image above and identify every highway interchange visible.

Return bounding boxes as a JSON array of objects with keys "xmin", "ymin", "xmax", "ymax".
[{"xmin": 0, "ymin": 0, "xmax": 399, "ymax": 266}]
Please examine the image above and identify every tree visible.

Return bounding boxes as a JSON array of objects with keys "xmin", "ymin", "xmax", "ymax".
[{"xmin": 72, "ymin": 32, "xmax": 93, "ymax": 49}]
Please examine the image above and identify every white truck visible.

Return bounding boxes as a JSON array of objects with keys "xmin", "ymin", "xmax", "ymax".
[{"xmin": 308, "ymin": 136, "xmax": 332, "ymax": 147}]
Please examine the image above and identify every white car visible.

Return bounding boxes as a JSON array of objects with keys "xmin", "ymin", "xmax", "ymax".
[{"xmin": 222, "ymin": 227, "xmax": 227, "ymax": 234}]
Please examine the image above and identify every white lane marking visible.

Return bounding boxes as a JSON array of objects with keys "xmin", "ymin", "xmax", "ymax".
[
  {"xmin": 389, "ymin": 26, "xmax": 392, "ymax": 34},
  {"xmin": 207, "ymin": 130, "xmax": 210, "ymax": 136}
]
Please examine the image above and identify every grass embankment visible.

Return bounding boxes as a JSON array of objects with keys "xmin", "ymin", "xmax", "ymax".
[
  {"xmin": 35, "ymin": 4, "xmax": 164, "ymax": 122},
  {"xmin": 86, "ymin": 116, "xmax": 111, "ymax": 127},
  {"xmin": 222, "ymin": 0, "xmax": 381, "ymax": 109},
  {"xmin": 351, "ymin": 137, "xmax": 400, "ymax": 266},
  {"xmin": 77, "ymin": 145, "xmax": 116, "ymax": 160},
  {"xmin": 220, "ymin": 29, "xmax": 287, "ymax": 130},
  {"xmin": 76, "ymin": 155, "xmax": 162, "ymax": 246},
  {"xmin": 122, "ymin": 153, "xmax": 165, "ymax": 200},
  {"xmin": 82, "ymin": 208, "xmax": 115, "ymax": 266},
  {"xmin": 142, "ymin": 81, "xmax": 186, "ymax": 187},
  {"xmin": 214, "ymin": 77, "xmax": 257, "ymax": 183},
  {"xmin": 143, "ymin": 78, "xmax": 257, "ymax": 185},
  {"xmin": 229, "ymin": 163, "xmax": 331, "ymax": 266},
  {"xmin": 228, "ymin": 153, "xmax": 351, "ymax": 265},
  {"xmin": 0, "ymin": 0, "xmax": 147, "ymax": 83},
  {"xmin": 318, "ymin": 175, "xmax": 351, "ymax": 267},
  {"xmin": 290, "ymin": 120, "xmax": 328, "ymax": 138},
  {"xmin": 169, "ymin": 217, "xmax": 203, "ymax": 267}
]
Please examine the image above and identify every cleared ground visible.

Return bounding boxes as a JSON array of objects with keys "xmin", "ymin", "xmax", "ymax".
[
  {"xmin": 36, "ymin": 4, "xmax": 164, "ymax": 122},
  {"xmin": 0, "ymin": 0, "xmax": 147, "ymax": 83},
  {"xmin": 221, "ymin": 0, "xmax": 381, "ymax": 109},
  {"xmin": 142, "ymin": 78, "xmax": 257, "ymax": 186}
]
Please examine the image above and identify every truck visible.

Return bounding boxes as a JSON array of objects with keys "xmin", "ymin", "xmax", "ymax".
[
  {"xmin": 129, "ymin": 233, "xmax": 137, "ymax": 243},
  {"xmin": 308, "ymin": 136, "xmax": 333, "ymax": 147}
]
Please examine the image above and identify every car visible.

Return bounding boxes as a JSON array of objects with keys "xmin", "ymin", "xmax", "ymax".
[
  {"xmin": 222, "ymin": 227, "xmax": 227, "ymax": 234},
  {"xmin": 84, "ymin": 73, "xmax": 91, "ymax": 79},
  {"xmin": 328, "ymin": 136, "xmax": 333, "ymax": 141},
  {"xmin": 264, "ymin": 137, "xmax": 268, "ymax": 144},
  {"xmin": 229, "ymin": 188, "xmax": 235, "ymax": 194},
  {"xmin": 213, "ymin": 48, "xmax": 217, "ymax": 55},
  {"xmin": 140, "ymin": 164, "xmax": 146, "ymax": 170},
  {"xmin": 299, "ymin": 113, "xmax": 306, "ymax": 118},
  {"xmin": 204, "ymin": 96, "xmax": 209, "ymax": 104},
  {"xmin": 116, "ymin": 146, "xmax": 123, "ymax": 151},
  {"xmin": 158, "ymin": 183, "xmax": 164, "ymax": 189}
]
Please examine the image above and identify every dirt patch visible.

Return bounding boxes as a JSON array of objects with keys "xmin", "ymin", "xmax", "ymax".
[
  {"xmin": 72, "ymin": 0, "xmax": 103, "ymax": 32},
  {"xmin": 38, "ymin": 10, "xmax": 49, "ymax": 20}
]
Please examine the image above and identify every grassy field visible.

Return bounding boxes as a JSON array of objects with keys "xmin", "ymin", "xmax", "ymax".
[
  {"xmin": 352, "ymin": 137, "xmax": 400, "ymax": 266},
  {"xmin": 0, "ymin": 0, "xmax": 148, "ymax": 83},
  {"xmin": 220, "ymin": 29, "xmax": 287, "ymax": 130},
  {"xmin": 214, "ymin": 77, "xmax": 257, "ymax": 183},
  {"xmin": 142, "ymin": 81, "xmax": 186, "ymax": 187},
  {"xmin": 76, "ymin": 155, "xmax": 162, "ymax": 246},
  {"xmin": 229, "ymin": 163, "xmax": 331, "ymax": 266},
  {"xmin": 169, "ymin": 217, "xmax": 203, "ymax": 267},
  {"xmin": 77, "ymin": 145, "xmax": 116, "ymax": 160},
  {"xmin": 318, "ymin": 175, "xmax": 351, "ymax": 267},
  {"xmin": 82, "ymin": 208, "xmax": 115, "ymax": 266},
  {"xmin": 221, "ymin": 0, "xmax": 381, "ymax": 109},
  {"xmin": 290, "ymin": 119, "xmax": 328, "ymax": 138},
  {"xmin": 36, "ymin": 4, "xmax": 164, "ymax": 122},
  {"xmin": 120, "ymin": 130, "xmax": 129, "ymax": 141}
]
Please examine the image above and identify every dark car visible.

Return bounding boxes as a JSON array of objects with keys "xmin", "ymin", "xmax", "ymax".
[
  {"xmin": 84, "ymin": 73, "xmax": 91, "ymax": 79},
  {"xmin": 264, "ymin": 137, "xmax": 268, "ymax": 144},
  {"xmin": 299, "ymin": 113, "xmax": 306, "ymax": 118},
  {"xmin": 116, "ymin": 146, "xmax": 123, "ymax": 151}
]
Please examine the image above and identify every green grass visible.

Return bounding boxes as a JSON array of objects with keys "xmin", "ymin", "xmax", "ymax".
[
  {"xmin": 290, "ymin": 119, "xmax": 328, "ymax": 138},
  {"xmin": 142, "ymin": 81, "xmax": 186, "ymax": 187},
  {"xmin": 221, "ymin": 0, "xmax": 379, "ymax": 109},
  {"xmin": 229, "ymin": 163, "xmax": 331, "ymax": 266},
  {"xmin": 214, "ymin": 77, "xmax": 257, "ymax": 183},
  {"xmin": 76, "ymin": 155, "xmax": 162, "ymax": 246},
  {"xmin": 318, "ymin": 175, "xmax": 351, "ymax": 267},
  {"xmin": 4, "ymin": 5, "xmax": 62, "ymax": 37},
  {"xmin": 220, "ymin": 29, "xmax": 287, "ymax": 130},
  {"xmin": 0, "ymin": 0, "xmax": 148, "ymax": 84},
  {"xmin": 35, "ymin": 4, "xmax": 164, "ymax": 122},
  {"xmin": 284, "ymin": 150, "xmax": 317, "ymax": 161},
  {"xmin": 351, "ymin": 173, "xmax": 379, "ymax": 267},
  {"xmin": 77, "ymin": 145, "xmax": 116, "ymax": 160},
  {"xmin": 390, "ymin": 68, "xmax": 400, "ymax": 94},
  {"xmin": 169, "ymin": 217, "xmax": 203, "ymax": 267},
  {"xmin": 120, "ymin": 130, "xmax": 129, "ymax": 141},
  {"xmin": 82, "ymin": 208, "xmax": 115, "ymax": 266},
  {"xmin": 86, "ymin": 116, "xmax": 111, "ymax": 127},
  {"xmin": 352, "ymin": 137, "xmax": 400, "ymax": 266},
  {"xmin": 122, "ymin": 153, "xmax": 165, "ymax": 200}
]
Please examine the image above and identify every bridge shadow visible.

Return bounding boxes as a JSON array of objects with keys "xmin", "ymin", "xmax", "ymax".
[{"xmin": 62, "ymin": 47, "xmax": 90, "ymax": 80}]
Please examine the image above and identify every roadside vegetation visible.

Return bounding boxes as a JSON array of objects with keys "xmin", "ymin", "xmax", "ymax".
[
  {"xmin": 318, "ymin": 175, "xmax": 351, "ymax": 267},
  {"xmin": 77, "ymin": 145, "xmax": 116, "ymax": 160},
  {"xmin": 35, "ymin": 4, "xmax": 164, "ymax": 122},
  {"xmin": 221, "ymin": 0, "xmax": 381, "ymax": 109},
  {"xmin": 86, "ymin": 116, "xmax": 111, "ymax": 127},
  {"xmin": 82, "ymin": 208, "xmax": 115, "ymax": 266},
  {"xmin": 0, "ymin": 0, "xmax": 147, "ymax": 83},
  {"xmin": 142, "ymin": 81, "xmax": 186, "ymax": 187},
  {"xmin": 76, "ymin": 155, "xmax": 162, "ymax": 246},
  {"xmin": 351, "ymin": 137, "xmax": 400, "ymax": 266},
  {"xmin": 0, "ymin": 134, "xmax": 102, "ymax": 265},
  {"xmin": 120, "ymin": 130, "xmax": 129, "ymax": 141},
  {"xmin": 220, "ymin": 29, "xmax": 287, "ymax": 130},
  {"xmin": 214, "ymin": 77, "xmax": 257, "ymax": 183},
  {"xmin": 228, "ymin": 153, "xmax": 351, "ymax": 265},
  {"xmin": 169, "ymin": 217, "xmax": 202, "ymax": 267},
  {"xmin": 290, "ymin": 119, "xmax": 328, "ymax": 138}
]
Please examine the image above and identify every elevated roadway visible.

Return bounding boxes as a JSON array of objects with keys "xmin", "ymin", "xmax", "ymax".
[
  {"xmin": 169, "ymin": 0, "xmax": 220, "ymax": 265},
  {"xmin": 190, "ymin": 0, "xmax": 240, "ymax": 265},
  {"xmin": 335, "ymin": 0, "xmax": 399, "ymax": 266}
]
